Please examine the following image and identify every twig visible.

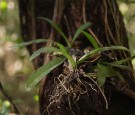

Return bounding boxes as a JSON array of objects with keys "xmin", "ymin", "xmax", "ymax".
[{"xmin": 0, "ymin": 82, "xmax": 20, "ymax": 114}]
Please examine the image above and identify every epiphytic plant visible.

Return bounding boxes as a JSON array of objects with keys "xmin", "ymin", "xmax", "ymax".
[{"xmin": 13, "ymin": 18, "xmax": 134, "ymax": 88}]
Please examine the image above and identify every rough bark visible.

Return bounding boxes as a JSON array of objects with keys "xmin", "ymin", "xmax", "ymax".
[{"xmin": 18, "ymin": 0, "xmax": 135, "ymax": 115}]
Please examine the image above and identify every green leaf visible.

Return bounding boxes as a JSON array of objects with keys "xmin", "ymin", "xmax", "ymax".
[
  {"xmin": 72, "ymin": 22, "xmax": 91, "ymax": 45},
  {"xmin": 77, "ymin": 46, "xmax": 130, "ymax": 65},
  {"xmin": 82, "ymin": 31, "xmax": 99, "ymax": 49},
  {"xmin": 26, "ymin": 57, "xmax": 66, "ymax": 87},
  {"xmin": 101, "ymin": 46, "xmax": 130, "ymax": 52},
  {"xmin": 111, "ymin": 55, "xmax": 135, "ymax": 65},
  {"xmin": 97, "ymin": 63, "xmax": 123, "ymax": 86},
  {"xmin": 11, "ymin": 39, "xmax": 48, "ymax": 48},
  {"xmin": 39, "ymin": 17, "xmax": 71, "ymax": 47},
  {"xmin": 56, "ymin": 43, "xmax": 76, "ymax": 68},
  {"xmin": 30, "ymin": 47, "xmax": 59, "ymax": 61},
  {"xmin": 102, "ymin": 61, "xmax": 134, "ymax": 71}
]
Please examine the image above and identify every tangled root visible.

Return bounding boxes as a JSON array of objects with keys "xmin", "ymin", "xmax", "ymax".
[{"xmin": 44, "ymin": 63, "xmax": 108, "ymax": 114}]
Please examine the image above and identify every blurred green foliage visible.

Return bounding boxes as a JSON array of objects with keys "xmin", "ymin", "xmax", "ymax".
[
  {"xmin": 0, "ymin": 0, "xmax": 7, "ymax": 11},
  {"xmin": 0, "ymin": 99, "xmax": 11, "ymax": 115},
  {"xmin": 0, "ymin": 0, "xmax": 38, "ymax": 114}
]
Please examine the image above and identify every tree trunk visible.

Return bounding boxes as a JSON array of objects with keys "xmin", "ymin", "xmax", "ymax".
[{"xmin": 18, "ymin": 0, "xmax": 135, "ymax": 115}]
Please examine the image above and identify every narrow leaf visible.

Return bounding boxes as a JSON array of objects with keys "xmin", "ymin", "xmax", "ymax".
[
  {"xmin": 111, "ymin": 55, "xmax": 135, "ymax": 65},
  {"xmin": 11, "ymin": 39, "xmax": 48, "ymax": 48},
  {"xmin": 82, "ymin": 31, "xmax": 99, "ymax": 49},
  {"xmin": 26, "ymin": 57, "xmax": 66, "ymax": 87},
  {"xmin": 77, "ymin": 46, "xmax": 130, "ymax": 65},
  {"xmin": 30, "ymin": 47, "xmax": 59, "ymax": 61},
  {"xmin": 72, "ymin": 22, "xmax": 91, "ymax": 45},
  {"xmin": 102, "ymin": 61, "xmax": 134, "ymax": 71},
  {"xmin": 101, "ymin": 46, "xmax": 130, "ymax": 52},
  {"xmin": 56, "ymin": 43, "xmax": 76, "ymax": 68},
  {"xmin": 39, "ymin": 17, "xmax": 71, "ymax": 47}
]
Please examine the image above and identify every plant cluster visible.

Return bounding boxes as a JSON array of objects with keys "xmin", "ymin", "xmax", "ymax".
[
  {"xmin": 13, "ymin": 18, "xmax": 132, "ymax": 88},
  {"xmin": 14, "ymin": 18, "xmax": 134, "ymax": 113}
]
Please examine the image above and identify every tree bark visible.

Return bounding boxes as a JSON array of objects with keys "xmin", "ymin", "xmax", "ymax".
[{"xmin": 18, "ymin": 0, "xmax": 135, "ymax": 114}]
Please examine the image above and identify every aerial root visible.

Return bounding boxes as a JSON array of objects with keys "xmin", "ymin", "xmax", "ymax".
[{"xmin": 45, "ymin": 68, "xmax": 108, "ymax": 114}]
